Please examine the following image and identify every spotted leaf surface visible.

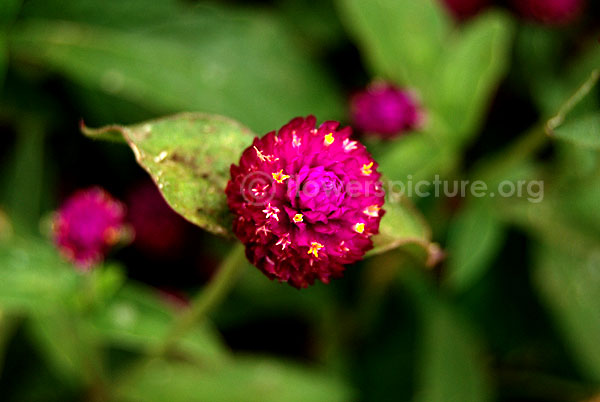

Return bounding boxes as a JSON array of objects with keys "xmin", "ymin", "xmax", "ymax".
[{"xmin": 82, "ymin": 113, "xmax": 254, "ymax": 236}]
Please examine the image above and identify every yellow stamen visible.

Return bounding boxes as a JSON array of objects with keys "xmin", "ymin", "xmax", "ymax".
[
  {"xmin": 293, "ymin": 213, "xmax": 304, "ymax": 223},
  {"xmin": 361, "ymin": 161, "xmax": 374, "ymax": 176},
  {"xmin": 272, "ymin": 169, "xmax": 290, "ymax": 183},
  {"xmin": 353, "ymin": 223, "xmax": 365, "ymax": 234},
  {"xmin": 324, "ymin": 132, "xmax": 335, "ymax": 146},
  {"xmin": 254, "ymin": 146, "xmax": 278, "ymax": 163},
  {"xmin": 254, "ymin": 146, "xmax": 266, "ymax": 161},
  {"xmin": 307, "ymin": 242, "xmax": 324, "ymax": 258},
  {"xmin": 363, "ymin": 205, "xmax": 381, "ymax": 218}
]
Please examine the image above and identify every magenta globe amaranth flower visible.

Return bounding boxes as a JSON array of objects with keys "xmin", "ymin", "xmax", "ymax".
[
  {"xmin": 53, "ymin": 187, "xmax": 125, "ymax": 269},
  {"xmin": 513, "ymin": 0, "xmax": 585, "ymax": 25},
  {"xmin": 440, "ymin": 0, "xmax": 489, "ymax": 19},
  {"xmin": 226, "ymin": 116, "xmax": 385, "ymax": 288},
  {"xmin": 351, "ymin": 83, "xmax": 422, "ymax": 138}
]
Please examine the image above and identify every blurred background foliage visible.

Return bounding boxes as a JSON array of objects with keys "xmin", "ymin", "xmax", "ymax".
[{"xmin": 0, "ymin": 0, "xmax": 599, "ymax": 401}]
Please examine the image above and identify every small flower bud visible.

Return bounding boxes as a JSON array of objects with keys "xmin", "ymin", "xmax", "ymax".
[
  {"xmin": 350, "ymin": 83, "xmax": 423, "ymax": 139},
  {"xmin": 52, "ymin": 187, "xmax": 125, "ymax": 269}
]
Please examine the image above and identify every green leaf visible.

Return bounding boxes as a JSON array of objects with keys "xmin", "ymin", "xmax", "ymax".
[
  {"xmin": 0, "ymin": 237, "xmax": 125, "ymax": 313},
  {"xmin": 399, "ymin": 268, "xmax": 491, "ymax": 402},
  {"xmin": 0, "ymin": 208, "xmax": 12, "ymax": 243},
  {"xmin": 414, "ymin": 304, "xmax": 492, "ymax": 402},
  {"xmin": 434, "ymin": 11, "xmax": 514, "ymax": 143},
  {"xmin": 400, "ymin": 269, "xmax": 492, "ymax": 402},
  {"xmin": 0, "ymin": 36, "xmax": 7, "ymax": 89},
  {"xmin": 90, "ymin": 284, "xmax": 228, "ymax": 365},
  {"xmin": 0, "ymin": 0, "xmax": 21, "ymax": 88},
  {"xmin": 336, "ymin": 0, "xmax": 450, "ymax": 93},
  {"xmin": 534, "ymin": 244, "xmax": 600, "ymax": 381},
  {"xmin": 557, "ymin": 173, "xmax": 600, "ymax": 235},
  {"xmin": 368, "ymin": 194, "xmax": 441, "ymax": 266},
  {"xmin": 9, "ymin": 1, "xmax": 344, "ymax": 133},
  {"xmin": 0, "ymin": 0, "xmax": 21, "ymax": 25},
  {"xmin": 552, "ymin": 112, "xmax": 600, "ymax": 150},
  {"xmin": 82, "ymin": 113, "xmax": 255, "ymax": 237},
  {"xmin": 116, "ymin": 357, "xmax": 353, "ymax": 402},
  {"xmin": 0, "ymin": 238, "xmax": 82, "ymax": 313},
  {"xmin": 376, "ymin": 132, "xmax": 457, "ymax": 183},
  {"xmin": 27, "ymin": 311, "xmax": 99, "ymax": 386},
  {"xmin": 3, "ymin": 117, "xmax": 47, "ymax": 235},
  {"xmin": 445, "ymin": 202, "xmax": 505, "ymax": 291},
  {"xmin": 535, "ymin": 43, "xmax": 600, "ymax": 116}
]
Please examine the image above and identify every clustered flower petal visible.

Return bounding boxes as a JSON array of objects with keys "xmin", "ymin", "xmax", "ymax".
[
  {"xmin": 351, "ymin": 83, "xmax": 422, "ymax": 138},
  {"xmin": 440, "ymin": 0, "xmax": 489, "ymax": 20},
  {"xmin": 513, "ymin": 0, "xmax": 585, "ymax": 25},
  {"xmin": 53, "ymin": 187, "xmax": 125, "ymax": 269},
  {"xmin": 226, "ymin": 116, "xmax": 385, "ymax": 288}
]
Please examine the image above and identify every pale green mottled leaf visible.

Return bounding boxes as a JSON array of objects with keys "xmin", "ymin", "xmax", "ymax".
[{"xmin": 82, "ymin": 113, "xmax": 255, "ymax": 237}]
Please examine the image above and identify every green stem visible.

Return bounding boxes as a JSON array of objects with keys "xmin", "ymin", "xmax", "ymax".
[
  {"xmin": 113, "ymin": 243, "xmax": 247, "ymax": 396},
  {"xmin": 546, "ymin": 69, "xmax": 600, "ymax": 132},
  {"xmin": 153, "ymin": 242, "xmax": 247, "ymax": 357}
]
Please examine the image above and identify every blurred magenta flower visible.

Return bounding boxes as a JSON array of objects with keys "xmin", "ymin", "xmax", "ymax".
[
  {"xmin": 226, "ymin": 116, "xmax": 385, "ymax": 288},
  {"xmin": 350, "ymin": 82, "xmax": 422, "ymax": 138},
  {"xmin": 53, "ymin": 187, "xmax": 125, "ymax": 269},
  {"xmin": 513, "ymin": 0, "xmax": 585, "ymax": 25},
  {"xmin": 127, "ymin": 180, "xmax": 188, "ymax": 258},
  {"xmin": 440, "ymin": 0, "xmax": 490, "ymax": 19}
]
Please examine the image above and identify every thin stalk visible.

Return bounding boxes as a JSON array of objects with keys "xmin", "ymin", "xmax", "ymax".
[
  {"xmin": 112, "ymin": 243, "xmax": 247, "ymax": 396},
  {"xmin": 153, "ymin": 242, "xmax": 247, "ymax": 357}
]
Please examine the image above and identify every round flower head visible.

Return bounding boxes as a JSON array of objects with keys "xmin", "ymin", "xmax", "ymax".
[
  {"xmin": 440, "ymin": 0, "xmax": 489, "ymax": 20},
  {"xmin": 53, "ymin": 187, "xmax": 125, "ymax": 269},
  {"xmin": 513, "ymin": 0, "xmax": 585, "ymax": 25},
  {"xmin": 350, "ymin": 83, "xmax": 422, "ymax": 138},
  {"xmin": 226, "ymin": 116, "xmax": 385, "ymax": 288},
  {"xmin": 127, "ymin": 180, "xmax": 189, "ymax": 258}
]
